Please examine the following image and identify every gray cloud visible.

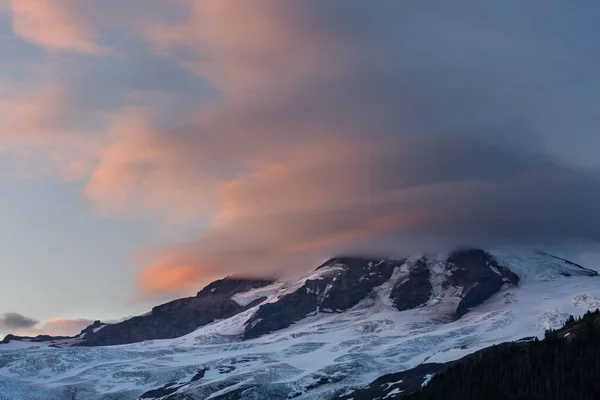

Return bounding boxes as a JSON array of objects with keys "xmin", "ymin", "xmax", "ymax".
[
  {"xmin": 0, "ymin": 312, "xmax": 39, "ymax": 331},
  {"xmin": 203, "ymin": 1, "xmax": 600, "ymax": 242}
]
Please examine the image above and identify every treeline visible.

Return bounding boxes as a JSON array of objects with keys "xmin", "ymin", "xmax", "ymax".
[{"xmin": 399, "ymin": 309, "xmax": 600, "ymax": 400}]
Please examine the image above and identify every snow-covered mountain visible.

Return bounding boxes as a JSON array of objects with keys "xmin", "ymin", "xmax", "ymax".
[{"xmin": 0, "ymin": 248, "xmax": 598, "ymax": 399}]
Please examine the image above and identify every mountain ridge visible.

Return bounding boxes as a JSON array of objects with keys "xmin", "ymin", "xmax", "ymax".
[{"xmin": 1, "ymin": 247, "xmax": 592, "ymax": 348}]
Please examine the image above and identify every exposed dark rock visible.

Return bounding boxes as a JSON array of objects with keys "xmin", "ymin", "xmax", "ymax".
[
  {"xmin": 495, "ymin": 265, "xmax": 520, "ymax": 284},
  {"xmin": 388, "ymin": 249, "xmax": 519, "ymax": 317},
  {"xmin": 447, "ymin": 248, "xmax": 519, "ymax": 318},
  {"xmin": 333, "ymin": 363, "xmax": 449, "ymax": 400},
  {"xmin": 243, "ymin": 257, "xmax": 403, "ymax": 339},
  {"xmin": 243, "ymin": 281, "xmax": 319, "ymax": 340},
  {"xmin": 391, "ymin": 259, "xmax": 432, "ymax": 311},
  {"xmin": 196, "ymin": 278, "xmax": 274, "ymax": 298},
  {"xmin": 79, "ymin": 320, "xmax": 104, "ymax": 336},
  {"xmin": 1, "ymin": 333, "xmax": 72, "ymax": 344},
  {"xmin": 319, "ymin": 257, "xmax": 400, "ymax": 311},
  {"xmin": 207, "ymin": 386, "xmax": 249, "ymax": 400},
  {"xmin": 190, "ymin": 369, "xmax": 207, "ymax": 382},
  {"xmin": 1, "ymin": 320, "xmax": 106, "ymax": 345},
  {"xmin": 1, "ymin": 334, "xmax": 20, "ymax": 344},
  {"xmin": 139, "ymin": 382, "xmax": 182, "ymax": 399},
  {"xmin": 79, "ymin": 278, "xmax": 274, "ymax": 346}
]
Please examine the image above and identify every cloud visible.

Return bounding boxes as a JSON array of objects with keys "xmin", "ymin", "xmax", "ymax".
[
  {"xmin": 0, "ymin": 312, "xmax": 39, "ymax": 330},
  {"xmin": 2, "ymin": 1, "xmax": 600, "ymax": 296},
  {"xmin": 0, "ymin": 313, "xmax": 93, "ymax": 337},
  {"xmin": 121, "ymin": 2, "xmax": 600, "ymax": 294},
  {"xmin": 2, "ymin": 0, "xmax": 186, "ymax": 55},
  {"xmin": 0, "ymin": 82, "xmax": 103, "ymax": 179},
  {"xmin": 83, "ymin": 108, "xmax": 222, "ymax": 221},
  {"xmin": 134, "ymin": 134, "xmax": 600, "ymax": 296},
  {"xmin": 4, "ymin": 0, "xmax": 112, "ymax": 54},
  {"xmin": 22, "ymin": 318, "xmax": 94, "ymax": 337}
]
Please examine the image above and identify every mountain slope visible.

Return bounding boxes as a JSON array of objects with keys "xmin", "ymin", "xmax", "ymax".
[
  {"xmin": 400, "ymin": 309, "xmax": 600, "ymax": 400},
  {"xmin": 0, "ymin": 248, "xmax": 597, "ymax": 400},
  {"xmin": 334, "ymin": 310, "xmax": 600, "ymax": 400}
]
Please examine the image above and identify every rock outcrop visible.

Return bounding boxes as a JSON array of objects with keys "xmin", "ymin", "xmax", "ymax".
[
  {"xmin": 391, "ymin": 258, "xmax": 432, "ymax": 311},
  {"xmin": 243, "ymin": 250, "xmax": 524, "ymax": 338},
  {"xmin": 447, "ymin": 249, "xmax": 520, "ymax": 318},
  {"xmin": 243, "ymin": 257, "xmax": 404, "ymax": 339},
  {"xmin": 1, "ymin": 320, "xmax": 105, "ymax": 345},
  {"xmin": 79, "ymin": 277, "xmax": 274, "ymax": 346}
]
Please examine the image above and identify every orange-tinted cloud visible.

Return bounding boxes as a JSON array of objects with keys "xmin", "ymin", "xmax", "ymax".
[
  {"xmin": 144, "ymin": 0, "xmax": 345, "ymax": 97},
  {"xmin": 78, "ymin": 0, "xmax": 354, "ymax": 223},
  {"xmin": 0, "ymin": 82, "xmax": 102, "ymax": 179},
  {"xmin": 138, "ymin": 264, "xmax": 201, "ymax": 297},
  {"xmin": 129, "ymin": 136, "xmax": 460, "ymax": 296},
  {"xmin": 83, "ymin": 109, "xmax": 221, "ymax": 221},
  {"xmin": 12, "ymin": 317, "xmax": 93, "ymax": 337},
  {"xmin": 5, "ymin": 0, "xmax": 111, "ymax": 54},
  {"xmin": 0, "ymin": 84, "xmax": 68, "ymax": 142}
]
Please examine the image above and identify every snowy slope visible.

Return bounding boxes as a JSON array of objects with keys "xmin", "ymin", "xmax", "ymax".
[{"xmin": 0, "ymin": 250, "xmax": 598, "ymax": 400}]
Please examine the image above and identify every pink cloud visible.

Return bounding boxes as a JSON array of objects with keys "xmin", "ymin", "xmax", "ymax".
[
  {"xmin": 0, "ymin": 84, "xmax": 69, "ymax": 142},
  {"xmin": 83, "ymin": 108, "xmax": 222, "ymax": 221},
  {"xmin": 0, "ymin": 83, "xmax": 103, "ymax": 179},
  {"xmin": 128, "ymin": 135, "xmax": 458, "ymax": 296},
  {"xmin": 143, "ymin": 0, "xmax": 345, "ymax": 95},
  {"xmin": 15, "ymin": 318, "xmax": 93, "ymax": 337},
  {"xmin": 5, "ymin": 0, "xmax": 112, "ymax": 54}
]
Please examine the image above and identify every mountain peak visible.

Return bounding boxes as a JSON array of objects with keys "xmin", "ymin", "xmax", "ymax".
[{"xmin": 196, "ymin": 276, "xmax": 275, "ymax": 298}]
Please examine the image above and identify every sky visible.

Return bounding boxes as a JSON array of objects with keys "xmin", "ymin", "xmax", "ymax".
[{"xmin": 1, "ymin": 0, "xmax": 600, "ymax": 337}]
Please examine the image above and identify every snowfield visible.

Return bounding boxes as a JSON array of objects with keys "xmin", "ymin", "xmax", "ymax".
[{"xmin": 0, "ymin": 250, "xmax": 599, "ymax": 400}]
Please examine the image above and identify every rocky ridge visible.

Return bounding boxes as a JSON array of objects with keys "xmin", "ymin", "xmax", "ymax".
[{"xmin": 1, "ymin": 248, "xmax": 593, "ymax": 349}]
